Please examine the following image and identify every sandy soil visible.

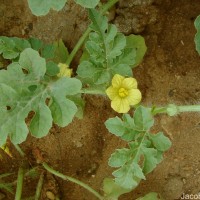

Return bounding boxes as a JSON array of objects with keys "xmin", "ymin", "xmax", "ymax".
[{"xmin": 1, "ymin": 0, "xmax": 200, "ymax": 200}]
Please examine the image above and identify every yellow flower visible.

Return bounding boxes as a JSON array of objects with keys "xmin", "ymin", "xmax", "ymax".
[
  {"xmin": 57, "ymin": 63, "xmax": 72, "ymax": 78},
  {"xmin": 106, "ymin": 74, "xmax": 142, "ymax": 113}
]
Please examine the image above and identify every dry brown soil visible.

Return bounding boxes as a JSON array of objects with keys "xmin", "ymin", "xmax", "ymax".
[{"xmin": 1, "ymin": 0, "xmax": 200, "ymax": 200}]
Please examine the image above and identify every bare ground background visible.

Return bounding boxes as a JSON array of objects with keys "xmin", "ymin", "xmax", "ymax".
[{"xmin": 1, "ymin": 0, "xmax": 200, "ymax": 199}]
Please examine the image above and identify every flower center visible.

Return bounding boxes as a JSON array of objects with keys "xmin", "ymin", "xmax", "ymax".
[{"xmin": 118, "ymin": 88, "xmax": 128, "ymax": 98}]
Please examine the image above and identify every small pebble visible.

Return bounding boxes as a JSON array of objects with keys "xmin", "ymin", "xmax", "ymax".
[{"xmin": 46, "ymin": 191, "xmax": 55, "ymax": 200}]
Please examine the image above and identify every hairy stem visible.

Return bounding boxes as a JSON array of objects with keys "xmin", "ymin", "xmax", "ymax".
[
  {"xmin": 15, "ymin": 167, "xmax": 24, "ymax": 200},
  {"xmin": 80, "ymin": 88, "xmax": 106, "ymax": 95},
  {"xmin": 178, "ymin": 105, "xmax": 200, "ymax": 112},
  {"xmin": 66, "ymin": 0, "xmax": 119, "ymax": 66},
  {"xmin": 152, "ymin": 104, "xmax": 200, "ymax": 116},
  {"xmin": 43, "ymin": 163, "xmax": 104, "ymax": 200}
]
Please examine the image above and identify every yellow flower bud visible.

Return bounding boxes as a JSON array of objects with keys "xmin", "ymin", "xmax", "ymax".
[{"xmin": 57, "ymin": 63, "xmax": 72, "ymax": 78}]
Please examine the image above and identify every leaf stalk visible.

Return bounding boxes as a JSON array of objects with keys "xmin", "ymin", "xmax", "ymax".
[
  {"xmin": 34, "ymin": 173, "xmax": 44, "ymax": 200},
  {"xmin": 152, "ymin": 104, "xmax": 200, "ymax": 116},
  {"xmin": 15, "ymin": 167, "xmax": 24, "ymax": 200}
]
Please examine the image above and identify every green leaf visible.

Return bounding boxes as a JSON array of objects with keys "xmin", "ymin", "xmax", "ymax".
[
  {"xmin": 77, "ymin": 61, "xmax": 97, "ymax": 78},
  {"xmin": 136, "ymin": 192, "xmax": 164, "ymax": 200},
  {"xmin": 30, "ymin": 104, "xmax": 52, "ymax": 137},
  {"xmin": 89, "ymin": 9, "xmax": 108, "ymax": 34},
  {"xmin": 134, "ymin": 106, "xmax": 154, "ymax": 131},
  {"xmin": 29, "ymin": 38, "xmax": 68, "ymax": 64},
  {"xmin": 111, "ymin": 63, "xmax": 133, "ymax": 77},
  {"xmin": 67, "ymin": 94, "xmax": 85, "ymax": 119},
  {"xmin": 28, "ymin": 38, "xmax": 43, "ymax": 51},
  {"xmin": 94, "ymin": 70, "xmax": 110, "ymax": 84},
  {"xmin": 49, "ymin": 98, "xmax": 77, "ymax": 127},
  {"xmin": 85, "ymin": 41, "xmax": 104, "ymax": 62},
  {"xmin": 126, "ymin": 34, "xmax": 147, "ymax": 67},
  {"xmin": 120, "ymin": 114, "xmax": 139, "ymax": 141},
  {"xmin": 111, "ymin": 48, "xmax": 136, "ymax": 71},
  {"xmin": 108, "ymin": 33, "xmax": 126, "ymax": 60},
  {"xmin": 105, "ymin": 113, "xmax": 140, "ymax": 142},
  {"xmin": 109, "ymin": 148, "xmax": 131, "ymax": 168},
  {"xmin": 0, "ymin": 48, "xmax": 81, "ymax": 145},
  {"xmin": 103, "ymin": 178, "xmax": 132, "ymax": 200},
  {"xmin": 0, "ymin": 37, "xmax": 30, "ymax": 60},
  {"xmin": 142, "ymin": 146, "xmax": 158, "ymax": 174},
  {"xmin": 27, "ymin": 0, "xmax": 67, "ymax": 16},
  {"xmin": 194, "ymin": 15, "xmax": 200, "ymax": 55},
  {"xmin": 148, "ymin": 132, "xmax": 172, "ymax": 152},
  {"xmin": 41, "ymin": 44, "xmax": 56, "ymax": 59},
  {"xmin": 74, "ymin": 0, "xmax": 99, "ymax": 8},
  {"xmin": 78, "ymin": 9, "xmax": 141, "ymax": 85},
  {"xmin": 106, "ymin": 106, "xmax": 171, "ymax": 190},
  {"xmin": 105, "ymin": 117, "xmax": 125, "ymax": 137},
  {"xmin": 113, "ymin": 163, "xmax": 145, "ymax": 189},
  {"xmin": 46, "ymin": 61, "xmax": 59, "ymax": 76},
  {"xmin": 53, "ymin": 39, "xmax": 69, "ymax": 63},
  {"xmin": 78, "ymin": 60, "xmax": 110, "ymax": 84}
]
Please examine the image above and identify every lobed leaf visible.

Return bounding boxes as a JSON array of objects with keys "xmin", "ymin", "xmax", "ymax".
[
  {"xmin": 148, "ymin": 132, "xmax": 172, "ymax": 152},
  {"xmin": 105, "ymin": 106, "xmax": 171, "ymax": 190},
  {"xmin": 0, "ymin": 48, "xmax": 81, "ymax": 145},
  {"xmin": 0, "ymin": 37, "xmax": 30, "ymax": 59},
  {"xmin": 105, "ymin": 117, "xmax": 125, "ymax": 137},
  {"xmin": 136, "ymin": 192, "xmax": 164, "ymax": 200},
  {"xmin": 77, "ymin": 9, "xmax": 139, "ymax": 85},
  {"xmin": 109, "ymin": 148, "xmax": 131, "ymax": 168},
  {"xmin": 134, "ymin": 106, "xmax": 154, "ymax": 131},
  {"xmin": 53, "ymin": 39, "xmax": 69, "ymax": 63},
  {"xmin": 0, "ymin": 37, "xmax": 68, "ymax": 76},
  {"xmin": 126, "ymin": 34, "xmax": 147, "ymax": 67},
  {"xmin": 103, "ymin": 178, "xmax": 132, "ymax": 200},
  {"xmin": 141, "ymin": 146, "xmax": 159, "ymax": 174},
  {"xmin": 27, "ymin": 0, "xmax": 67, "ymax": 16},
  {"xmin": 74, "ymin": 0, "xmax": 100, "ymax": 8},
  {"xmin": 113, "ymin": 163, "xmax": 145, "ymax": 189}
]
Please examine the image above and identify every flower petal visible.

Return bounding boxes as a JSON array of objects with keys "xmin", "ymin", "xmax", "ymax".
[
  {"xmin": 106, "ymin": 86, "xmax": 118, "ymax": 100},
  {"xmin": 122, "ymin": 77, "xmax": 138, "ymax": 89},
  {"xmin": 126, "ymin": 89, "xmax": 142, "ymax": 105},
  {"xmin": 112, "ymin": 74, "xmax": 124, "ymax": 88},
  {"xmin": 111, "ymin": 98, "xmax": 130, "ymax": 113}
]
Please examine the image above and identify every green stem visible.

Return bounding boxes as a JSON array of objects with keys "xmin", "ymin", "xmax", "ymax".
[
  {"xmin": 151, "ymin": 107, "xmax": 167, "ymax": 115},
  {"xmin": 152, "ymin": 104, "xmax": 200, "ymax": 116},
  {"xmin": 66, "ymin": 27, "xmax": 90, "ymax": 66},
  {"xmin": 15, "ymin": 167, "xmax": 24, "ymax": 200},
  {"xmin": 14, "ymin": 144, "xmax": 25, "ymax": 157},
  {"xmin": 100, "ymin": 0, "xmax": 119, "ymax": 14},
  {"xmin": 42, "ymin": 163, "xmax": 103, "ymax": 200},
  {"xmin": 11, "ymin": 167, "xmax": 39, "ymax": 186},
  {"xmin": 34, "ymin": 173, "xmax": 44, "ymax": 200},
  {"xmin": 80, "ymin": 88, "xmax": 106, "ymax": 95},
  {"xmin": 65, "ymin": 0, "xmax": 119, "ymax": 66},
  {"xmin": 178, "ymin": 105, "xmax": 200, "ymax": 112}
]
